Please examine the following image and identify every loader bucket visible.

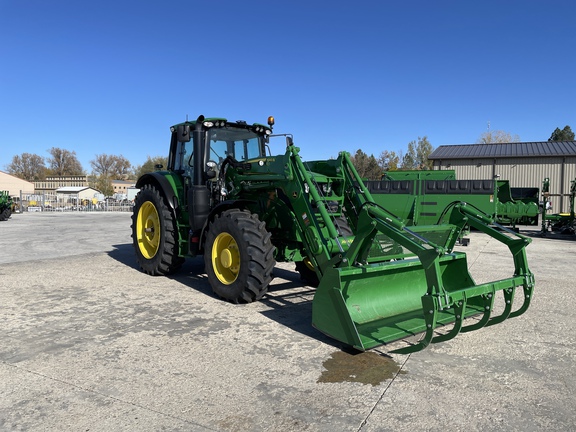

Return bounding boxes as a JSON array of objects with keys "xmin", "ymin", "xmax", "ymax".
[{"xmin": 311, "ymin": 203, "xmax": 534, "ymax": 353}]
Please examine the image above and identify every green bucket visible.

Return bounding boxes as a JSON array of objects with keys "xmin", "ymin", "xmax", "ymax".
[{"xmin": 311, "ymin": 251, "xmax": 508, "ymax": 351}]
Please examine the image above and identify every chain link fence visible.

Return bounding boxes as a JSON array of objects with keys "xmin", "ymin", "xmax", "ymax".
[{"xmin": 15, "ymin": 191, "xmax": 134, "ymax": 213}]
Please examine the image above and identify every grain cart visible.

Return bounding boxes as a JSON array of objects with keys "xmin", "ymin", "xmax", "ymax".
[
  {"xmin": 132, "ymin": 116, "xmax": 534, "ymax": 353},
  {"xmin": 0, "ymin": 191, "xmax": 14, "ymax": 221},
  {"xmin": 368, "ymin": 170, "xmax": 539, "ymax": 227}
]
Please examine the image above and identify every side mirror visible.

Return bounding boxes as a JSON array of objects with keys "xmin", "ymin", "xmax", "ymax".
[
  {"xmin": 205, "ymin": 161, "xmax": 217, "ymax": 180},
  {"xmin": 286, "ymin": 136, "xmax": 294, "ymax": 147},
  {"xmin": 177, "ymin": 124, "xmax": 191, "ymax": 142}
]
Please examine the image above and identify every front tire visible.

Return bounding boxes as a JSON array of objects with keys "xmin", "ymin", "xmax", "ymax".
[
  {"xmin": 0, "ymin": 208, "xmax": 10, "ymax": 221},
  {"xmin": 204, "ymin": 209, "xmax": 275, "ymax": 303},
  {"xmin": 131, "ymin": 183, "xmax": 184, "ymax": 275},
  {"xmin": 295, "ymin": 258, "xmax": 319, "ymax": 287}
]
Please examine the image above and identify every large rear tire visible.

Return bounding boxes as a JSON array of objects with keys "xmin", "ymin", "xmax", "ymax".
[
  {"xmin": 204, "ymin": 209, "xmax": 275, "ymax": 303},
  {"xmin": 131, "ymin": 183, "xmax": 184, "ymax": 275}
]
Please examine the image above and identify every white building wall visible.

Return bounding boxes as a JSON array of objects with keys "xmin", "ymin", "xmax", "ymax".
[
  {"xmin": 0, "ymin": 171, "xmax": 35, "ymax": 196},
  {"xmin": 446, "ymin": 159, "xmax": 495, "ymax": 179}
]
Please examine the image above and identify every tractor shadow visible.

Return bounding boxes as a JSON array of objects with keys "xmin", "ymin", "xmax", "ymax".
[
  {"xmin": 260, "ymin": 266, "xmax": 344, "ymax": 349},
  {"xmin": 108, "ymin": 243, "xmax": 215, "ymax": 297},
  {"xmin": 108, "ymin": 243, "xmax": 140, "ymax": 270},
  {"xmin": 107, "ymin": 244, "xmax": 341, "ymax": 348}
]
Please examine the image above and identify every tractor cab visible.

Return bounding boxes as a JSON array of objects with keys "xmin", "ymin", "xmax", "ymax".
[
  {"xmin": 168, "ymin": 116, "xmax": 273, "ymax": 185},
  {"xmin": 165, "ymin": 116, "xmax": 275, "ymax": 243}
]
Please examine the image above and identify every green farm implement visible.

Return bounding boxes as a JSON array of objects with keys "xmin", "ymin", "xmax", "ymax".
[
  {"xmin": 541, "ymin": 177, "xmax": 576, "ymax": 235},
  {"xmin": 132, "ymin": 116, "xmax": 534, "ymax": 353},
  {"xmin": 0, "ymin": 191, "xmax": 14, "ymax": 221},
  {"xmin": 369, "ymin": 170, "xmax": 539, "ymax": 228}
]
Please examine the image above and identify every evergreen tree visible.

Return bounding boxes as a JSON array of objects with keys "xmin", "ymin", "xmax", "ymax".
[
  {"xmin": 548, "ymin": 125, "xmax": 575, "ymax": 141},
  {"xmin": 415, "ymin": 136, "xmax": 434, "ymax": 170},
  {"xmin": 402, "ymin": 141, "xmax": 417, "ymax": 169},
  {"xmin": 350, "ymin": 149, "xmax": 381, "ymax": 180}
]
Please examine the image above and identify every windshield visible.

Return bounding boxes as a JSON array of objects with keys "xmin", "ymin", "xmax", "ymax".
[{"xmin": 206, "ymin": 127, "xmax": 265, "ymax": 165}]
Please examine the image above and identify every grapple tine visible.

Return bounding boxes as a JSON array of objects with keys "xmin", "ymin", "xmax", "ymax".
[
  {"xmin": 485, "ymin": 287, "xmax": 515, "ymax": 327},
  {"xmin": 461, "ymin": 289, "xmax": 496, "ymax": 333},
  {"xmin": 509, "ymin": 276, "xmax": 535, "ymax": 318},
  {"xmin": 391, "ymin": 295, "xmax": 467, "ymax": 354},
  {"xmin": 430, "ymin": 299, "xmax": 466, "ymax": 343},
  {"xmin": 390, "ymin": 295, "xmax": 438, "ymax": 354},
  {"xmin": 482, "ymin": 273, "xmax": 534, "ymax": 327}
]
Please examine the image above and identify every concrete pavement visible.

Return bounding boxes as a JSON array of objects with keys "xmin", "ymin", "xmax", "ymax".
[{"xmin": 1, "ymin": 212, "xmax": 575, "ymax": 431}]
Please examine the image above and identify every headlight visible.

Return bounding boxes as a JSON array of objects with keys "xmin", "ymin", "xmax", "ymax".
[{"xmin": 203, "ymin": 121, "xmax": 214, "ymax": 128}]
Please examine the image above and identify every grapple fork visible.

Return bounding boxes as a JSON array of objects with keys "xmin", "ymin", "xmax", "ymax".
[{"xmin": 310, "ymin": 153, "xmax": 534, "ymax": 353}]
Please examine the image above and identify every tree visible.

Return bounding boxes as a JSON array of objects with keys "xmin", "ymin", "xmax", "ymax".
[
  {"xmin": 402, "ymin": 141, "xmax": 417, "ymax": 170},
  {"xmin": 134, "ymin": 155, "xmax": 168, "ymax": 180},
  {"xmin": 476, "ymin": 130, "xmax": 520, "ymax": 144},
  {"xmin": 378, "ymin": 150, "xmax": 400, "ymax": 172},
  {"xmin": 93, "ymin": 176, "xmax": 114, "ymax": 197},
  {"xmin": 400, "ymin": 136, "xmax": 434, "ymax": 170},
  {"xmin": 415, "ymin": 136, "xmax": 434, "ymax": 170},
  {"xmin": 6, "ymin": 153, "xmax": 47, "ymax": 181},
  {"xmin": 90, "ymin": 154, "xmax": 132, "ymax": 179},
  {"xmin": 349, "ymin": 149, "xmax": 381, "ymax": 180},
  {"xmin": 47, "ymin": 147, "xmax": 84, "ymax": 176},
  {"xmin": 548, "ymin": 125, "xmax": 574, "ymax": 141}
]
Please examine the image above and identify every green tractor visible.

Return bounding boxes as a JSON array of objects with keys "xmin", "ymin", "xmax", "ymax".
[
  {"xmin": 132, "ymin": 116, "xmax": 535, "ymax": 353},
  {"xmin": 0, "ymin": 191, "xmax": 14, "ymax": 221}
]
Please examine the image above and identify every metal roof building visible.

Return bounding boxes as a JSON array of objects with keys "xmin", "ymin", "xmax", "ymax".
[{"xmin": 429, "ymin": 141, "xmax": 576, "ymax": 213}]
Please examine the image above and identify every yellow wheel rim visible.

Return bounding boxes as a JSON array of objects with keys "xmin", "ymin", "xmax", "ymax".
[
  {"xmin": 137, "ymin": 201, "xmax": 160, "ymax": 259},
  {"xmin": 303, "ymin": 257, "xmax": 315, "ymax": 272},
  {"xmin": 212, "ymin": 232, "xmax": 240, "ymax": 285}
]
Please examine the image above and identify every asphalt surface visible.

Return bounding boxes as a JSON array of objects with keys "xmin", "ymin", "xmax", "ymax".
[{"xmin": 1, "ymin": 211, "xmax": 575, "ymax": 431}]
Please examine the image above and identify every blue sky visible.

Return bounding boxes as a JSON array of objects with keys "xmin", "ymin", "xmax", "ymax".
[{"xmin": 1, "ymin": 0, "xmax": 574, "ymax": 173}]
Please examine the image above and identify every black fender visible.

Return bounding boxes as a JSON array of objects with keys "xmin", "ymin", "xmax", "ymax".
[{"xmin": 136, "ymin": 172, "xmax": 180, "ymax": 222}]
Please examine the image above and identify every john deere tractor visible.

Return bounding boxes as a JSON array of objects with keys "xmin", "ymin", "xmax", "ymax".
[{"xmin": 132, "ymin": 116, "xmax": 534, "ymax": 353}]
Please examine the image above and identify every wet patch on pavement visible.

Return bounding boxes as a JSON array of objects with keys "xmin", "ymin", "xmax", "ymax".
[{"xmin": 318, "ymin": 350, "xmax": 406, "ymax": 386}]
